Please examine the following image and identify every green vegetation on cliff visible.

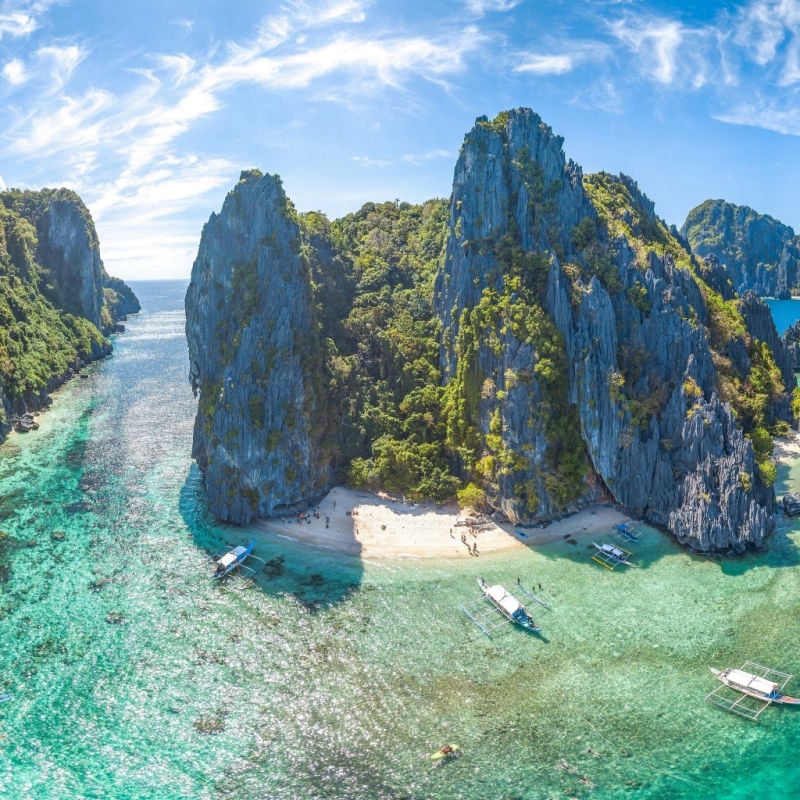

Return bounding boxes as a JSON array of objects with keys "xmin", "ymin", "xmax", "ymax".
[
  {"xmin": 1, "ymin": 188, "xmax": 138, "ymax": 334},
  {"xmin": 0, "ymin": 202, "xmax": 107, "ymax": 405},
  {"xmin": 582, "ymin": 172, "xmax": 787, "ymax": 485},
  {"xmin": 300, "ymin": 199, "xmax": 457, "ymax": 500}
]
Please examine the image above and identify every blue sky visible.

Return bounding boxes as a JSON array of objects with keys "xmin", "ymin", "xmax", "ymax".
[{"xmin": 2, "ymin": 0, "xmax": 800, "ymax": 280}]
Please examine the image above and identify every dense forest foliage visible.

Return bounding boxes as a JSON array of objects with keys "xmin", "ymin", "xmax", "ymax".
[{"xmin": 300, "ymin": 199, "xmax": 459, "ymax": 500}]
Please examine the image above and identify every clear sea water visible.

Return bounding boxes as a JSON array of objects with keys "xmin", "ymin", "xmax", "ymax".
[{"xmin": 2, "ymin": 281, "xmax": 800, "ymax": 799}]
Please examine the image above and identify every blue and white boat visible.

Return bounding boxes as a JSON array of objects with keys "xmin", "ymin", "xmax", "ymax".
[
  {"xmin": 212, "ymin": 541, "xmax": 256, "ymax": 579},
  {"xmin": 477, "ymin": 578, "xmax": 541, "ymax": 632}
]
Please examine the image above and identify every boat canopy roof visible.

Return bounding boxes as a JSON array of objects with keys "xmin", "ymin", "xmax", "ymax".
[
  {"xmin": 218, "ymin": 550, "xmax": 240, "ymax": 568},
  {"xmin": 728, "ymin": 669, "xmax": 778, "ymax": 695},
  {"xmin": 487, "ymin": 584, "xmax": 522, "ymax": 615}
]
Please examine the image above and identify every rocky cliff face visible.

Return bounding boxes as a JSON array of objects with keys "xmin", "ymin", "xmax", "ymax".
[
  {"xmin": 0, "ymin": 187, "xmax": 139, "ymax": 436},
  {"xmin": 31, "ymin": 190, "xmax": 141, "ymax": 332},
  {"xmin": 185, "ymin": 170, "xmax": 334, "ymax": 524},
  {"xmin": 434, "ymin": 110, "xmax": 789, "ymax": 551},
  {"xmin": 186, "ymin": 110, "xmax": 792, "ymax": 553},
  {"xmin": 681, "ymin": 200, "xmax": 800, "ymax": 298}
]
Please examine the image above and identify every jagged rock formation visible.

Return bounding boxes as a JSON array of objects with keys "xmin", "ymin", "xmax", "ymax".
[
  {"xmin": 681, "ymin": 199, "xmax": 800, "ymax": 298},
  {"xmin": 435, "ymin": 110, "xmax": 788, "ymax": 552},
  {"xmin": 783, "ymin": 493, "xmax": 800, "ymax": 516},
  {"xmin": 186, "ymin": 171, "xmax": 334, "ymax": 524},
  {"xmin": 186, "ymin": 109, "xmax": 793, "ymax": 552},
  {"xmin": 0, "ymin": 188, "xmax": 138, "ymax": 438}
]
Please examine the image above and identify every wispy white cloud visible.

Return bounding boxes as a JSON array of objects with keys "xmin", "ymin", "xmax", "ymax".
[
  {"xmin": 402, "ymin": 148, "xmax": 452, "ymax": 166},
  {"xmin": 35, "ymin": 44, "xmax": 86, "ymax": 91},
  {"xmin": 464, "ymin": 0, "xmax": 521, "ymax": 17},
  {"xmin": 6, "ymin": 89, "xmax": 114, "ymax": 159},
  {"xmin": 351, "ymin": 155, "xmax": 391, "ymax": 168},
  {"xmin": 0, "ymin": 11, "xmax": 37, "ymax": 38},
  {"xmin": 2, "ymin": 0, "xmax": 490, "ymax": 277},
  {"xmin": 515, "ymin": 53, "xmax": 575, "ymax": 75},
  {"xmin": 733, "ymin": 0, "xmax": 794, "ymax": 65},
  {"xmin": 170, "ymin": 18, "xmax": 194, "ymax": 35},
  {"xmin": 0, "ymin": 0, "xmax": 59, "ymax": 39},
  {"xmin": 714, "ymin": 95, "xmax": 800, "ymax": 136},
  {"xmin": 608, "ymin": 17, "xmax": 689, "ymax": 84}
]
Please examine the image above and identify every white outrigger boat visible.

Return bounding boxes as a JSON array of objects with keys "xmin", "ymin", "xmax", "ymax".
[
  {"xmin": 706, "ymin": 661, "xmax": 800, "ymax": 720},
  {"xmin": 591, "ymin": 541, "xmax": 633, "ymax": 570},
  {"xmin": 211, "ymin": 541, "xmax": 262, "ymax": 579},
  {"xmin": 466, "ymin": 578, "xmax": 541, "ymax": 634}
]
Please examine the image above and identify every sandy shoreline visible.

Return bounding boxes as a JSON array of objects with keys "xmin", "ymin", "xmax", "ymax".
[
  {"xmin": 247, "ymin": 429, "xmax": 800, "ymax": 560},
  {"xmin": 249, "ymin": 485, "xmax": 634, "ymax": 560}
]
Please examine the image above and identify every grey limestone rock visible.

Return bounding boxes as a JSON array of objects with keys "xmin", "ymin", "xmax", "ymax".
[
  {"xmin": 782, "ymin": 493, "xmax": 800, "ymax": 516},
  {"xmin": 34, "ymin": 194, "xmax": 139, "ymax": 334},
  {"xmin": 435, "ymin": 110, "xmax": 783, "ymax": 551},
  {"xmin": 783, "ymin": 319, "xmax": 800, "ymax": 372},
  {"xmin": 186, "ymin": 170, "xmax": 333, "ymax": 524}
]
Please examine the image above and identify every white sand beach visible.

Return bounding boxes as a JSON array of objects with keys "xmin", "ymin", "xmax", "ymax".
[
  {"xmin": 773, "ymin": 429, "xmax": 800, "ymax": 462},
  {"xmin": 251, "ymin": 485, "xmax": 634, "ymax": 559}
]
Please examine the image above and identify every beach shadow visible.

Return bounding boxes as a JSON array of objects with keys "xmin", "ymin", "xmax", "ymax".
[
  {"xmin": 529, "ymin": 517, "xmax": 800, "ymax": 576},
  {"xmin": 178, "ymin": 465, "xmax": 364, "ymax": 606}
]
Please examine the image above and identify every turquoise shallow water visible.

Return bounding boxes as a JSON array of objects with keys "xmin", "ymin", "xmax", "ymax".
[{"xmin": 1, "ymin": 282, "xmax": 800, "ymax": 798}]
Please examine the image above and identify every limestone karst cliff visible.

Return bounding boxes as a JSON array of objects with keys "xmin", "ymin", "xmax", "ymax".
[
  {"xmin": 186, "ymin": 171, "xmax": 336, "ymax": 524},
  {"xmin": 0, "ymin": 188, "xmax": 138, "ymax": 437},
  {"xmin": 186, "ymin": 109, "xmax": 793, "ymax": 552},
  {"xmin": 435, "ymin": 110, "xmax": 788, "ymax": 552},
  {"xmin": 681, "ymin": 199, "xmax": 800, "ymax": 298}
]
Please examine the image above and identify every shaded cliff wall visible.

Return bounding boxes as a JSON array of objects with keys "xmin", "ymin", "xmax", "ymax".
[
  {"xmin": 186, "ymin": 170, "xmax": 334, "ymax": 524},
  {"xmin": 681, "ymin": 199, "xmax": 800, "ymax": 298}
]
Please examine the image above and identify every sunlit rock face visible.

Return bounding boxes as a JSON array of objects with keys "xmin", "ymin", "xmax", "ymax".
[
  {"xmin": 186, "ymin": 171, "xmax": 333, "ymax": 524},
  {"xmin": 186, "ymin": 113, "xmax": 793, "ymax": 553},
  {"xmin": 433, "ymin": 109, "xmax": 787, "ymax": 551}
]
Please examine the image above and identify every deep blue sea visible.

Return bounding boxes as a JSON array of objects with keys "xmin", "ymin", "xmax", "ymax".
[
  {"xmin": 2, "ymin": 281, "xmax": 800, "ymax": 799},
  {"xmin": 766, "ymin": 298, "xmax": 800, "ymax": 335}
]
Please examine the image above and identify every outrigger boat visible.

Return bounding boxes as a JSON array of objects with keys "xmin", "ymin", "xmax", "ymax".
[
  {"xmin": 706, "ymin": 661, "xmax": 800, "ymax": 720},
  {"xmin": 475, "ymin": 578, "xmax": 541, "ymax": 632},
  {"xmin": 591, "ymin": 541, "xmax": 633, "ymax": 570},
  {"xmin": 211, "ymin": 541, "xmax": 261, "ymax": 579},
  {"xmin": 613, "ymin": 522, "xmax": 640, "ymax": 543}
]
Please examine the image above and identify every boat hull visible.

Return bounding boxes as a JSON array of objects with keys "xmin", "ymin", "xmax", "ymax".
[
  {"xmin": 710, "ymin": 667, "xmax": 800, "ymax": 705},
  {"xmin": 212, "ymin": 541, "xmax": 255, "ymax": 579},
  {"xmin": 477, "ymin": 578, "xmax": 541, "ymax": 632}
]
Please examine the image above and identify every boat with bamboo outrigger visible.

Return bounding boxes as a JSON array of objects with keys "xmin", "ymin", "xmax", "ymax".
[
  {"xmin": 211, "ymin": 541, "xmax": 264, "ymax": 580},
  {"xmin": 611, "ymin": 521, "xmax": 641, "ymax": 544},
  {"xmin": 590, "ymin": 541, "xmax": 633, "ymax": 570},
  {"xmin": 462, "ymin": 578, "xmax": 542, "ymax": 636},
  {"xmin": 705, "ymin": 661, "xmax": 800, "ymax": 720}
]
